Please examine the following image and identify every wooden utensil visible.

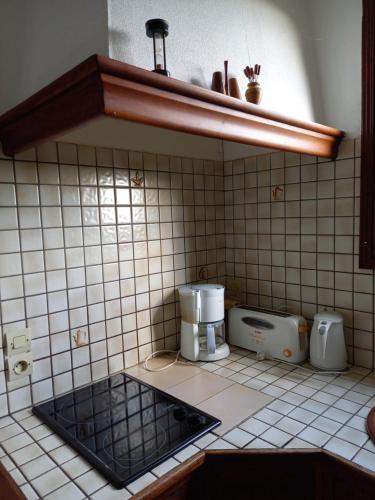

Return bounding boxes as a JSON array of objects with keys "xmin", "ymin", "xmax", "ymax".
[
  {"xmin": 224, "ymin": 60, "xmax": 229, "ymax": 95},
  {"xmin": 229, "ymin": 78, "xmax": 242, "ymax": 99},
  {"xmin": 211, "ymin": 71, "xmax": 225, "ymax": 94}
]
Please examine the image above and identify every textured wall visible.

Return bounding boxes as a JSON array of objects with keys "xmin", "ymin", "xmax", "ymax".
[
  {"xmin": 0, "ymin": 0, "xmax": 361, "ymax": 133},
  {"xmin": 108, "ymin": 0, "xmax": 318, "ymax": 122},
  {"xmin": 307, "ymin": 0, "xmax": 362, "ymax": 136}
]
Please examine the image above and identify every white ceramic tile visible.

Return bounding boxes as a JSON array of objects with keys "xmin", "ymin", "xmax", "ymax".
[
  {"xmin": 1, "ymin": 432, "xmax": 33, "ymax": 454},
  {"xmin": 0, "ymin": 416, "xmax": 14, "ymax": 429},
  {"xmin": 92, "ymin": 485, "xmax": 132, "ymax": 499},
  {"xmin": 260, "ymin": 427, "xmax": 293, "ymax": 447},
  {"xmin": 0, "ymin": 184, "xmax": 16, "ymax": 206},
  {"xmin": 11, "ymin": 443, "xmax": 44, "ymax": 467},
  {"xmin": 353, "ymin": 449, "xmax": 375, "ymax": 472},
  {"xmin": 8, "ymin": 386, "xmax": 31, "ymax": 412},
  {"xmin": 16, "ymin": 185, "xmax": 39, "ymax": 206},
  {"xmin": 15, "ymin": 162, "xmax": 37, "ymax": 183},
  {"xmin": 0, "ymin": 159, "xmax": 14, "ymax": 182},
  {"xmin": 322, "ymin": 406, "xmax": 352, "ymax": 424},
  {"xmin": 245, "ymin": 438, "xmax": 276, "ymax": 449},
  {"xmin": 152, "ymin": 457, "xmax": 180, "ymax": 477},
  {"xmin": 223, "ymin": 428, "xmax": 254, "ymax": 447},
  {"xmin": 310, "ymin": 415, "xmax": 342, "ymax": 435},
  {"xmin": 324, "ymin": 437, "xmax": 359, "ymax": 460},
  {"xmin": 0, "ymin": 208, "xmax": 18, "ymax": 229},
  {"xmin": 1, "ymin": 454, "xmax": 16, "ymax": 471},
  {"xmin": 127, "ymin": 472, "xmax": 156, "ymax": 495},
  {"xmin": 335, "ymin": 426, "xmax": 368, "ymax": 447},
  {"xmin": 49, "ymin": 444, "xmax": 77, "ymax": 465},
  {"xmin": 38, "ymin": 162, "xmax": 59, "ymax": 184},
  {"xmin": 275, "ymin": 416, "xmax": 306, "ymax": 435},
  {"xmin": 78, "ymin": 145, "xmax": 96, "ymax": 166},
  {"xmin": 207, "ymin": 438, "xmax": 236, "ymax": 450},
  {"xmin": 194, "ymin": 432, "xmax": 217, "ymax": 449},
  {"xmin": 174, "ymin": 444, "xmax": 200, "ymax": 462},
  {"xmin": 31, "ymin": 378, "xmax": 53, "ymax": 404},
  {"xmin": 284, "ymin": 437, "xmax": 315, "ymax": 449},
  {"xmin": 20, "ymin": 454, "xmax": 56, "ymax": 481},
  {"xmin": 0, "ymin": 253, "xmax": 22, "ymax": 277},
  {"xmin": 297, "ymin": 426, "xmax": 330, "ymax": 447},
  {"xmin": 44, "ymin": 481, "xmax": 85, "ymax": 500},
  {"xmin": 0, "ymin": 275, "xmax": 23, "ymax": 299},
  {"xmin": 31, "ymin": 467, "xmax": 69, "ymax": 497},
  {"xmin": 0, "ymin": 423, "xmax": 23, "ymax": 441},
  {"xmin": 58, "ymin": 144, "xmax": 77, "ymax": 165},
  {"xmin": 9, "ymin": 468, "xmax": 26, "ymax": 486},
  {"xmin": 19, "ymin": 207, "xmax": 41, "ymax": 228},
  {"xmin": 61, "ymin": 456, "xmax": 92, "ymax": 479},
  {"xmin": 279, "ymin": 391, "xmax": 307, "ymax": 406},
  {"xmin": 79, "ymin": 166, "xmax": 97, "ymax": 186},
  {"xmin": 240, "ymin": 417, "xmax": 271, "ymax": 436},
  {"xmin": 300, "ymin": 399, "xmax": 328, "ymax": 415},
  {"xmin": 74, "ymin": 469, "xmax": 107, "ymax": 495},
  {"xmin": 253, "ymin": 408, "xmax": 283, "ymax": 425},
  {"xmin": 20, "ymin": 228, "xmax": 43, "ymax": 251},
  {"xmin": 39, "ymin": 433, "xmax": 65, "ymax": 452},
  {"xmin": 347, "ymin": 415, "xmax": 366, "ymax": 432}
]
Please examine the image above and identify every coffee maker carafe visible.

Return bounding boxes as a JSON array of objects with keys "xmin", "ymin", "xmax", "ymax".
[{"xmin": 178, "ymin": 284, "xmax": 230, "ymax": 362}]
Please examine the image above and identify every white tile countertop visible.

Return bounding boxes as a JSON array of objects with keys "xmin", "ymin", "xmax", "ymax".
[{"xmin": 1, "ymin": 347, "xmax": 375, "ymax": 499}]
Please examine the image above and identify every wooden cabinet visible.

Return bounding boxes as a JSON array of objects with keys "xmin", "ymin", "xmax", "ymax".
[
  {"xmin": 133, "ymin": 449, "xmax": 375, "ymax": 500},
  {"xmin": 0, "ymin": 463, "xmax": 25, "ymax": 500}
]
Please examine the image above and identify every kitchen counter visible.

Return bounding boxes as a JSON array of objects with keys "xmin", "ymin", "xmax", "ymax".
[{"xmin": 1, "ymin": 347, "xmax": 375, "ymax": 499}]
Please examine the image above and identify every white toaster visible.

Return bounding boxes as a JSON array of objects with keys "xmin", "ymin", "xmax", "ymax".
[{"xmin": 228, "ymin": 305, "xmax": 308, "ymax": 364}]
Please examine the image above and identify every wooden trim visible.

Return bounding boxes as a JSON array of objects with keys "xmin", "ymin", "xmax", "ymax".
[
  {"xmin": 0, "ymin": 54, "xmax": 344, "ymax": 157},
  {"xmin": 0, "ymin": 462, "xmax": 26, "ymax": 500},
  {"xmin": 366, "ymin": 406, "xmax": 375, "ymax": 443},
  {"xmin": 360, "ymin": 0, "xmax": 375, "ymax": 267}
]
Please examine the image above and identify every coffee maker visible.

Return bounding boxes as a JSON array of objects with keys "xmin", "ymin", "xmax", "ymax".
[{"xmin": 178, "ymin": 284, "xmax": 230, "ymax": 362}]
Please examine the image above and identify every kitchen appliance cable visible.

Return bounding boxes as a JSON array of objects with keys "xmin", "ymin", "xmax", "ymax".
[
  {"xmin": 143, "ymin": 349, "xmax": 193, "ymax": 372},
  {"xmin": 256, "ymin": 352, "xmax": 352, "ymax": 375}
]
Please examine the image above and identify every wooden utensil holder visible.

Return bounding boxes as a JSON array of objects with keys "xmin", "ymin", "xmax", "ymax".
[{"xmin": 245, "ymin": 82, "xmax": 262, "ymax": 104}]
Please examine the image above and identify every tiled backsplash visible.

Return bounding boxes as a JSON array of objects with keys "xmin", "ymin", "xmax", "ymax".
[
  {"xmin": 0, "ymin": 137, "xmax": 372, "ymax": 416},
  {"xmin": 224, "ymin": 138, "xmax": 375, "ymax": 369},
  {"xmin": 0, "ymin": 142, "xmax": 225, "ymax": 415}
]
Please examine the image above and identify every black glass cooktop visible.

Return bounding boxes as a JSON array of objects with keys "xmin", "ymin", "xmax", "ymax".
[{"xmin": 33, "ymin": 373, "xmax": 220, "ymax": 488}]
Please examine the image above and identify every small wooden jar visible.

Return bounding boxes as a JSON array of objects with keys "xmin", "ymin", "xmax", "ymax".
[{"xmin": 245, "ymin": 82, "xmax": 263, "ymax": 105}]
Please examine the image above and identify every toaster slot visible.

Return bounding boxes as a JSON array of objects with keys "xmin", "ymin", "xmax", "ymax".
[{"xmin": 241, "ymin": 317, "xmax": 275, "ymax": 330}]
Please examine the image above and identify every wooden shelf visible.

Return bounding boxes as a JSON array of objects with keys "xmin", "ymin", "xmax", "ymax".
[{"xmin": 0, "ymin": 54, "xmax": 344, "ymax": 158}]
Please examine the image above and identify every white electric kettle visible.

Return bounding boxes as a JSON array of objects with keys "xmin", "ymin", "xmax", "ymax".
[{"xmin": 310, "ymin": 312, "xmax": 347, "ymax": 370}]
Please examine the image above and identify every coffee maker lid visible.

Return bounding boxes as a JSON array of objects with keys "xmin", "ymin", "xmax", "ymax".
[
  {"xmin": 314, "ymin": 311, "xmax": 343, "ymax": 323},
  {"xmin": 179, "ymin": 284, "xmax": 224, "ymax": 298}
]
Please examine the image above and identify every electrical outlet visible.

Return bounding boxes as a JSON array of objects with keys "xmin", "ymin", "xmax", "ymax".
[
  {"xmin": 6, "ymin": 352, "xmax": 33, "ymax": 381},
  {"xmin": 5, "ymin": 327, "xmax": 32, "ymax": 356}
]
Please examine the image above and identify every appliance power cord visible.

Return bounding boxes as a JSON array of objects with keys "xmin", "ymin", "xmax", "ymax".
[
  {"xmin": 143, "ymin": 350, "xmax": 192, "ymax": 372},
  {"xmin": 256, "ymin": 352, "xmax": 352, "ymax": 376}
]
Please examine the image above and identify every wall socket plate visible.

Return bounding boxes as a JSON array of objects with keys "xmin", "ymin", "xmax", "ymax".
[
  {"xmin": 5, "ymin": 328, "xmax": 32, "ymax": 356},
  {"xmin": 6, "ymin": 352, "xmax": 33, "ymax": 381}
]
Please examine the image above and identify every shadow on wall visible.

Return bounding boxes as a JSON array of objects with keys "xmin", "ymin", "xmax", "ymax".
[
  {"xmin": 107, "ymin": 0, "xmax": 319, "ymax": 123},
  {"xmin": 108, "ymin": 29, "xmax": 132, "ymax": 59}
]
